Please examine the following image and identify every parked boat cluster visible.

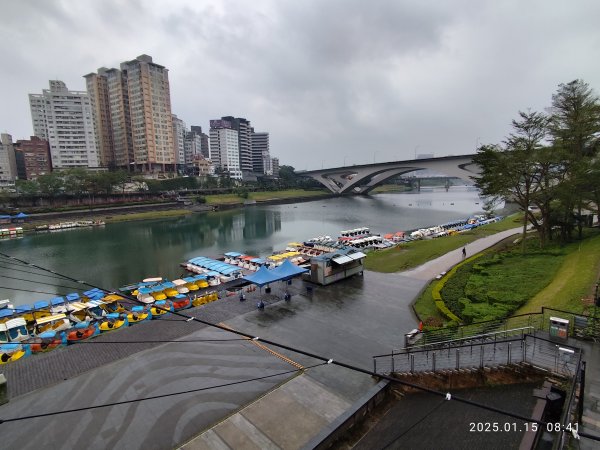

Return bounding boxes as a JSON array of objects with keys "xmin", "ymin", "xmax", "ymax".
[
  {"xmin": 36, "ymin": 220, "xmax": 106, "ymax": 232},
  {"xmin": 0, "ymin": 277, "xmax": 222, "ymax": 365}
]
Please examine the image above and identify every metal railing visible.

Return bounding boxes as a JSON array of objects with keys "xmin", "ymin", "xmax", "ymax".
[
  {"xmin": 407, "ymin": 306, "xmax": 600, "ymax": 349},
  {"xmin": 373, "ymin": 334, "xmax": 581, "ymax": 378}
]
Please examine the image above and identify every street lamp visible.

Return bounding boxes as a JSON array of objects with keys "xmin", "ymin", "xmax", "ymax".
[
  {"xmin": 343, "ymin": 155, "xmax": 348, "ymax": 166},
  {"xmin": 414, "ymin": 145, "xmax": 420, "ymax": 160},
  {"xmin": 373, "ymin": 151, "xmax": 378, "ymax": 163}
]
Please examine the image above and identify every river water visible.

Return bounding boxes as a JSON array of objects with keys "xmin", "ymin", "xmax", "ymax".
[{"xmin": 0, "ymin": 188, "xmax": 487, "ymax": 306}]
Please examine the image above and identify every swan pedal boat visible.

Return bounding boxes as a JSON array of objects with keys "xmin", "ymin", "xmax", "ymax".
[
  {"xmin": 98, "ymin": 313, "xmax": 128, "ymax": 332},
  {"xmin": 0, "ymin": 343, "xmax": 30, "ymax": 364},
  {"xmin": 67, "ymin": 321, "xmax": 100, "ymax": 343},
  {"xmin": 125, "ymin": 306, "xmax": 152, "ymax": 323},
  {"xmin": 25, "ymin": 330, "xmax": 67, "ymax": 353}
]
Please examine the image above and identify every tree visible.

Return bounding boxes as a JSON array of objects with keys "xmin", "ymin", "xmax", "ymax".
[
  {"xmin": 473, "ymin": 110, "xmax": 553, "ymax": 250},
  {"xmin": 15, "ymin": 179, "xmax": 39, "ymax": 195},
  {"xmin": 37, "ymin": 173, "xmax": 64, "ymax": 196},
  {"xmin": 549, "ymin": 79, "xmax": 600, "ymax": 239}
]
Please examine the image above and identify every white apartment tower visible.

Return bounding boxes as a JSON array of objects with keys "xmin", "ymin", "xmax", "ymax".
[
  {"xmin": 29, "ymin": 80, "xmax": 99, "ymax": 168},
  {"xmin": 209, "ymin": 120, "xmax": 241, "ymax": 179}
]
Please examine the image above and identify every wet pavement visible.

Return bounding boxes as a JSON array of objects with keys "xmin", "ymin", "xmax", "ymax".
[{"xmin": 0, "ymin": 227, "xmax": 529, "ymax": 449}]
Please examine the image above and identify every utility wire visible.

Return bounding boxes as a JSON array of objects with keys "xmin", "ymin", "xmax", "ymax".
[
  {"xmin": 0, "ymin": 285, "xmax": 75, "ymax": 297},
  {"xmin": 0, "ymin": 274, "xmax": 90, "ymax": 291},
  {"xmin": 1, "ymin": 252, "xmax": 598, "ymax": 441},
  {"xmin": 21, "ymin": 338, "xmax": 249, "ymax": 345},
  {"xmin": 0, "ymin": 362, "xmax": 325, "ymax": 424},
  {"xmin": 0, "ymin": 263, "xmax": 90, "ymax": 283},
  {"xmin": 379, "ymin": 398, "xmax": 446, "ymax": 450}
]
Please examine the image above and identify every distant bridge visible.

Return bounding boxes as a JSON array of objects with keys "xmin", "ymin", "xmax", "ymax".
[{"xmin": 298, "ymin": 154, "xmax": 479, "ymax": 194}]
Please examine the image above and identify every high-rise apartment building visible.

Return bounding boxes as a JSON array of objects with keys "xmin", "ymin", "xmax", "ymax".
[
  {"xmin": 85, "ymin": 55, "xmax": 175, "ymax": 173},
  {"xmin": 172, "ymin": 114, "xmax": 186, "ymax": 172},
  {"xmin": 190, "ymin": 126, "xmax": 210, "ymax": 159},
  {"xmin": 209, "ymin": 120, "xmax": 241, "ymax": 179},
  {"xmin": 84, "ymin": 69, "xmax": 114, "ymax": 167},
  {"xmin": 251, "ymin": 131, "xmax": 269, "ymax": 174},
  {"xmin": 29, "ymin": 80, "xmax": 99, "ymax": 169},
  {"xmin": 14, "ymin": 136, "xmax": 52, "ymax": 180},
  {"xmin": 0, "ymin": 134, "xmax": 18, "ymax": 187},
  {"xmin": 220, "ymin": 117, "xmax": 252, "ymax": 173},
  {"xmin": 271, "ymin": 157, "xmax": 280, "ymax": 177}
]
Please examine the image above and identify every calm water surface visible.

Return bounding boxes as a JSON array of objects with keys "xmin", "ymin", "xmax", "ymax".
[{"xmin": 0, "ymin": 188, "xmax": 487, "ymax": 305}]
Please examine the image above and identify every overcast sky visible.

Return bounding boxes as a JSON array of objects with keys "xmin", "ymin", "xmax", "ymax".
[{"xmin": 1, "ymin": 0, "xmax": 599, "ymax": 170}]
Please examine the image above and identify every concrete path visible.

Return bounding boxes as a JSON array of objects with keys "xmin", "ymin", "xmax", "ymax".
[{"xmin": 402, "ymin": 227, "xmax": 521, "ymax": 281}]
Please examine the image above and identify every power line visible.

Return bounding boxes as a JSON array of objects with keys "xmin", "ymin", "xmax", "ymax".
[
  {"xmin": 0, "ymin": 274, "xmax": 90, "ymax": 291},
  {"xmin": 0, "ymin": 285, "xmax": 75, "ymax": 297},
  {"xmin": 0, "ymin": 263, "xmax": 88, "ymax": 282},
  {"xmin": 22, "ymin": 338, "xmax": 250, "ymax": 345},
  {"xmin": 0, "ymin": 362, "xmax": 325, "ymax": 424},
  {"xmin": 0, "ymin": 251, "xmax": 598, "ymax": 441}
]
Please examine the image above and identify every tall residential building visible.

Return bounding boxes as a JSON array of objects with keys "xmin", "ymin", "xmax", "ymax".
[
  {"xmin": 251, "ymin": 131, "xmax": 269, "ymax": 174},
  {"xmin": 84, "ymin": 68, "xmax": 114, "ymax": 167},
  {"xmin": 14, "ymin": 136, "xmax": 52, "ymax": 180},
  {"xmin": 190, "ymin": 126, "xmax": 210, "ymax": 158},
  {"xmin": 209, "ymin": 120, "xmax": 241, "ymax": 179},
  {"xmin": 271, "ymin": 157, "xmax": 280, "ymax": 177},
  {"xmin": 220, "ymin": 117, "xmax": 252, "ymax": 173},
  {"xmin": 85, "ymin": 55, "xmax": 175, "ymax": 173},
  {"xmin": 172, "ymin": 114, "xmax": 187, "ymax": 172},
  {"xmin": 29, "ymin": 80, "xmax": 99, "ymax": 169},
  {"xmin": 0, "ymin": 134, "xmax": 18, "ymax": 186}
]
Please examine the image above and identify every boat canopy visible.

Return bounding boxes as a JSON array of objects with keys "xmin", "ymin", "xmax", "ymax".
[
  {"xmin": 66, "ymin": 293, "xmax": 80, "ymax": 301},
  {"xmin": 15, "ymin": 304, "xmax": 32, "ymax": 313},
  {"xmin": 85, "ymin": 300, "xmax": 105, "ymax": 308},
  {"xmin": 138, "ymin": 287, "xmax": 152, "ymax": 295},
  {"xmin": 152, "ymin": 285, "xmax": 165, "ymax": 293},
  {"xmin": 224, "ymin": 252, "xmax": 243, "ymax": 257},
  {"xmin": 0, "ymin": 317, "xmax": 27, "ymax": 331},
  {"xmin": 51, "ymin": 297, "xmax": 65, "ymax": 306},
  {"xmin": 172, "ymin": 279, "xmax": 187, "ymax": 286},
  {"xmin": 67, "ymin": 302, "xmax": 87, "ymax": 312},
  {"xmin": 75, "ymin": 321, "xmax": 91, "ymax": 329},
  {"xmin": 34, "ymin": 300, "xmax": 50, "ymax": 310},
  {"xmin": 250, "ymin": 258, "xmax": 266, "ymax": 264},
  {"xmin": 188, "ymin": 256, "xmax": 242, "ymax": 276},
  {"xmin": 38, "ymin": 331, "xmax": 57, "ymax": 339},
  {"xmin": 162, "ymin": 281, "xmax": 176, "ymax": 289},
  {"xmin": 0, "ymin": 309, "xmax": 14, "ymax": 319},
  {"xmin": 155, "ymin": 300, "xmax": 167, "ymax": 306},
  {"xmin": 192, "ymin": 275, "xmax": 208, "ymax": 281},
  {"xmin": 131, "ymin": 306, "xmax": 144, "ymax": 312},
  {"xmin": 35, "ymin": 313, "xmax": 67, "ymax": 325},
  {"xmin": 205, "ymin": 271, "xmax": 221, "ymax": 277},
  {"xmin": 106, "ymin": 313, "xmax": 120, "ymax": 319},
  {"xmin": 0, "ymin": 343, "xmax": 21, "ymax": 351}
]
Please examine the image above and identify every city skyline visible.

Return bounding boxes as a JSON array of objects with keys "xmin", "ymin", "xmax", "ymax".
[{"xmin": 1, "ymin": 1, "xmax": 600, "ymax": 170}]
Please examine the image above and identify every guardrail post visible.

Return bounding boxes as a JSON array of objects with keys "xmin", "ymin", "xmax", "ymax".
[
  {"xmin": 432, "ymin": 352, "xmax": 436, "ymax": 372},
  {"xmin": 391, "ymin": 350, "xmax": 395, "ymax": 373},
  {"xmin": 373, "ymin": 358, "xmax": 377, "ymax": 374},
  {"xmin": 555, "ymin": 345, "xmax": 559, "ymax": 373},
  {"xmin": 522, "ymin": 340, "xmax": 527, "ymax": 363},
  {"xmin": 480, "ymin": 346, "xmax": 484, "ymax": 368},
  {"xmin": 410, "ymin": 355, "xmax": 415, "ymax": 374},
  {"xmin": 456, "ymin": 349, "xmax": 460, "ymax": 370},
  {"xmin": 507, "ymin": 342, "xmax": 511, "ymax": 364}
]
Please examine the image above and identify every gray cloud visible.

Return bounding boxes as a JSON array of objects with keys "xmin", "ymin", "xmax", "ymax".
[{"xmin": 1, "ymin": 0, "xmax": 600, "ymax": 169}]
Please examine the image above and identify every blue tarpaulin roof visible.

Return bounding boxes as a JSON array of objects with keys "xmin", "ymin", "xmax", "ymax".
[
  {"xmin": 14, "ymin": 212, "xmax": 28, "ymax": 218},
  {"xmin": 270, "ymin": 259, "xmax": 309, "ymax": 280},
  {"xmin": 51, "ymin": 297, "xmax": 65, "ymax": 306},
  {"xmin": 242, "ymin": 266, "xmax": 281, "ymax": 287}
]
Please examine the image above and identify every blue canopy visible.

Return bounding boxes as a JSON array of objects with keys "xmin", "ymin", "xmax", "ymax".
[
  {"xmin": 14, "ymin": 212, "xmax": 28, "ymax": 218},
  {"xmin": 270, "ymin": 259, "xmax": 309, "ymax": 280},
  {"xmin": 34, "ymin": 301, "xmax": 50, "ymax": 310},
  {"xmin": 0, "ymin": 309, "xmax": 14, "ymax": 319},
  {"xmin": 66, "ymin": 293, "xmax": 80, "ymax": 301},
  {"xmin": 0, "ymin": 215, "xmax": 11, "ymax": 219},
  {"xmin": 225, "ymin": 252, "xmax": 242, "ymax": 257},
  {"xmin": 242, "ymin": 266, "xmax": 281, "ymax": 287},
  {"xmin": 138, "ymin": 287, "xmax": 152, "ymax": 295},
  {"xmin": 15, "ymin": 304, "xmax": 32, "ymax": 313},
  {"xmin": 51, "ymin": 297, "xmax": 65, "ymax": 306}
]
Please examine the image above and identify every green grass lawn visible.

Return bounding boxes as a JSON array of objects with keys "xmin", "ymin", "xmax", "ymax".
[
  {"xmin": 204, "ymin": 189, "xmax": 329, "ymax": 205},
  {"xmin": 413, "ymin": 229, "xmax": 600, "ymax": 327},
  {"xmin": 364, "ymin": 214, "xmax": 522, "ymax": 273},
  {"xmin": 105, "ymin": 209, "xmax": 192, "ymax": 222}
]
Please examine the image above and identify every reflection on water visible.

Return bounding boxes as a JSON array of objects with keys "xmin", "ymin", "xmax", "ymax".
[{"xmin": 0, "ymin": 188, "xmax": 487, "ymax": 305}]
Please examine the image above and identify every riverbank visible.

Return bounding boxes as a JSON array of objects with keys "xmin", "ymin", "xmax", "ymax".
[{"xmin": 9, "ymin": 189, "xmax": 336, "ymax": 230}]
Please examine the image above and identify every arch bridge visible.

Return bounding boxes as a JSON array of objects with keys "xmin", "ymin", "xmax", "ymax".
[{"xmin": 298, "ymin": 154, "xmax": 479, "ymax": 194}]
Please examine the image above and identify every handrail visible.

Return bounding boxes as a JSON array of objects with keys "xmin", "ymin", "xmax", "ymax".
[{"xmin": 376, "ymin": 326, "xmax": 534, "ymax": 358}]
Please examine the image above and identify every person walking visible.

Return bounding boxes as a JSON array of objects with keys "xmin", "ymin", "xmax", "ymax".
[{"xmin": 462, "ymin": 247, "xmax": 466, "ymax": 259}]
